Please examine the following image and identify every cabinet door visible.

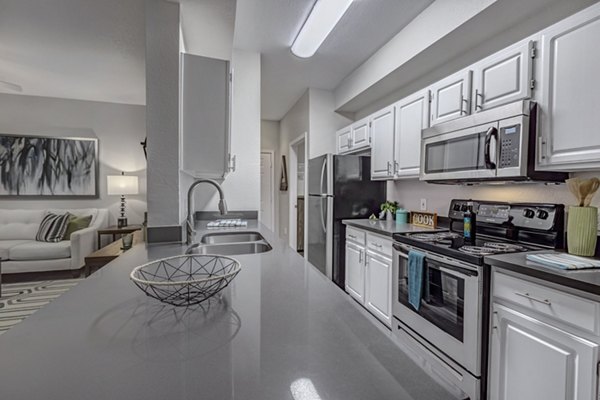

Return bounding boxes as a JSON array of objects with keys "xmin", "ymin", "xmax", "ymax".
[
  {"xmin": 394, "ymin": 89, "xmax": 430, "ymax": 178},
  {"xmin": 429, "ymin": 69, "xmax": 472, "ymax": 126},
  {"xmin": 181, "ymin": 53, "xmax": 232, "ymax": 178},
  {"xmin": 337, "ymin": 126, "xmax": 352, "ymax": 154},
  {"xmin": 365, "ymin": 251, "xmax": 392, "ymax": 327},
  {"xmin": 537, "ymin": 5, "xmax": 600, "ymax": 171},
  {"xmin": 351, "ymin": 117, "xmax": 370, "ymax": 150},
  {"xmin": 489, "ymin": 303, "xmax": 599, "ymax": 400},
  {"xmin": 472, "ymin": 40, "xmax": 533, "ymax": 112},
  {"xmin": 345, "ymin": 242, "xmax": 365, "ymax": 303},
  {"xmin": 370, "ymin": 106, "xmax": 396, "ymax": 180}
]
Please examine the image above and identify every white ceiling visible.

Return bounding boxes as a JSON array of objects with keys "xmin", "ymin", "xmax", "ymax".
[
  {"xmin": 0, "ymin": 0, "xmax": 145, "ymax": 104},
  {"xmin": 0, "ymin": 0, "xmax": 433, "ymax": 117},
  {"xmin": 234, "ymin": 0, "xmax": 434, "ymax": 120}
]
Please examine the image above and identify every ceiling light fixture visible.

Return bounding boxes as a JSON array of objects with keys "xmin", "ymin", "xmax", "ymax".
[{"xmin": 291, "ymin": 0, "xmax": 354, "ymax": 58}]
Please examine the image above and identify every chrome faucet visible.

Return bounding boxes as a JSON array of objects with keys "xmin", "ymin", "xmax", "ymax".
[{"xmin": 185, "ymin": 179, "xmax": 228, "ymax": 244}]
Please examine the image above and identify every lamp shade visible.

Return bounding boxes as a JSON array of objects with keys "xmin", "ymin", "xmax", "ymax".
[{"xmin": 107, "ymin": 175, "xmax": 139, "ymax": 195}]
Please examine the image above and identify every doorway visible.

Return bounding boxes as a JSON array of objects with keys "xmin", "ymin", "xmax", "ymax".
[
  {"xmin": 259, "ymin": 151, "xmax": 275, "ymax": 231},
  {"xmin": 289, "ymin": 134, "xmax": 307, "ymax": 256}
]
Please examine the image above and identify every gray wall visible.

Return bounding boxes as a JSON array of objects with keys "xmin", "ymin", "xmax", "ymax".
[{"xmin": 0, "ymin": 93, "xmax": 146, "ymax": 224}]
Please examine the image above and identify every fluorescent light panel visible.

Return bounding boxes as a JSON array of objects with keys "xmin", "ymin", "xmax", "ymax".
[{"xmin": 291, "ymin": 0, "xmax": 354, "ymax": 58}]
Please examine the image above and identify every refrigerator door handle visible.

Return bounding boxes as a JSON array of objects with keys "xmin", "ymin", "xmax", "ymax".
[
  {"xmin": 319, "ymin": 157, "xmax": 327, "ymax": 195},
  {"xmin": 320, "ymin": 197, "xmax": 327, "ymax": 233}
]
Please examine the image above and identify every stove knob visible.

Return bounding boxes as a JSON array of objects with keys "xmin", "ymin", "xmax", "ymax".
[
  {"xmin": 453, "ymin": 204, "xmax": 462, "ymax": 211},
  {"xmin": 537, "ymin": 209, "xmax": 549, "ymax": 220},
  {"xmin": 523, "ymin": 208, "xmax": 535, "ymax": 218},
  {"xmin": 461, "ymin": 204, "xmax": 468, "ymax": 212}
]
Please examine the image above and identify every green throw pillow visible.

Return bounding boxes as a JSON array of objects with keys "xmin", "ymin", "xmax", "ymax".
[{"xmin": 62, "ymin": 215, "xmax": 93, "ymax": 240}]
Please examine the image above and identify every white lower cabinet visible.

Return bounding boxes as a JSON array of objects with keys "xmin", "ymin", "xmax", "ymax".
[
  {"xmin": 489, "ymin": 271, "xmax": 600, "ymax": 400},
  {"xmin": 365, "ymin": 250, "xmax": 392, "ymax": 327},
  {"xmin": 345, "ymin": 228, "xmax": 392, "ymax": 327},
  {"xmin": 345, "ymin": 241, "xmax": 365, "ymax": 303}
]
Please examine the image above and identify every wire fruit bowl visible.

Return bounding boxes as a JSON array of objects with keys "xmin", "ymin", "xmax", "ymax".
[{"xmin": 130, "ymin": 255, "xmax": 241, "ymax": 306}]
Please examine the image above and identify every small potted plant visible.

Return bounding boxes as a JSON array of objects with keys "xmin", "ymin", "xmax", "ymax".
[{"xmin": 380, "ymin": 201, "xmax": 399, "ymax": 222}]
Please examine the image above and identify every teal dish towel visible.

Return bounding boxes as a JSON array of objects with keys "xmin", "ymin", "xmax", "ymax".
[{"xmin": 408, "ymin": 250, "xmax": 426, "ymax": 311}]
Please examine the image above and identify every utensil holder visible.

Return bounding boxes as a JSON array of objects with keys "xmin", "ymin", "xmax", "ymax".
[{"xmin": 567, "ymin": 206, "xmax": 598, "ymax": 257}]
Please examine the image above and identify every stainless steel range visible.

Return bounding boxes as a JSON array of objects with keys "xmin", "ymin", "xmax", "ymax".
[{"xmin": 392, "ymin": 200, "xmax": 565, "ymax": 400}]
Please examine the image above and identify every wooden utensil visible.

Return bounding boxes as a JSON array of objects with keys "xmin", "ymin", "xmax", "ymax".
[
  {"xmin": 583, "ymin": 177, "xmax": 600, "ymax": 207},
  {"xmin": 566, "ymin": 177, "xmax": 582, "ymax": 206}
]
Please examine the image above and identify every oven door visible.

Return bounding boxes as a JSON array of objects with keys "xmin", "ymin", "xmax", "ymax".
[
  {"xmin": 420, "ymin": 122, "xmax": 499, "ymax": 182},
  {"xmin": 392, "ymin": 243, "xmax": 482, "ymax": 375}
]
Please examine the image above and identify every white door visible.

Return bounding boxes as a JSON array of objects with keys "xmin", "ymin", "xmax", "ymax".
[
  {"xmin": 537, "ymin": 4, "xmax": 600, "ymax": 171},
  {"xmin": 345, "ymin": 242, "xmax": 365, "ymax": 304},
  {"xmin": 365, "ymin": 251, "xmax": 392, "ymax": 327},
  {"xmin": 260, "ymin": 152, "xmax": 274, "ymax": 231},
  {"xmin": 430, "ymin": 69, "xmax": 472, "ymax": 126},
  {"xmin": 395, "ymin": 89, "xmax": 430, "ymax": 178},
  {"xmin": 337, "ymin": 127, "xmax": 352, "ymax": 154},
  {"xmin": 472, "ymin": 40, "xmax": 533, "ymax": 112},
  {"xmin": 489, "ymin": 303, "xmax": 599, "ymax": 400},
  {"xmin": 370, "ymin": 105, "xmax": 396, "ymax": 180},
  {"xmin": 351, "ymin": 117, "xmax": 370, "ymax": 150}
]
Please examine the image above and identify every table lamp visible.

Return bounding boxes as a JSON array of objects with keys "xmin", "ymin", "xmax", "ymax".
[{"xmin": 107, "ymin": 172, "xmax": 139, "ymax": 228}]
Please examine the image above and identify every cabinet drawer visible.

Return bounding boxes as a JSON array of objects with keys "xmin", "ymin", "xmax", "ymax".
[
  {"xmin": 366, "ymin": 232, "xmax": 393, "ymax": 256},
  {"xmin": 493, "ymin": 271, "xmax": 600, "ymax": 335},
  {"xmin": 346, "ymin": 226, "xmax": 366, "ymax": 245}
]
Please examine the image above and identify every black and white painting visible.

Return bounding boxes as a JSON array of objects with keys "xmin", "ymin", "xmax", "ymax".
[{"xmin": 0, "ymin": 135, "xmax": 98, "ymax": 196}]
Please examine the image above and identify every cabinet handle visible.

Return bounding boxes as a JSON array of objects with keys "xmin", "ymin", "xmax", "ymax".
[
  {"xmin": 348, "ymin": 234, "xmax": 357, "ymax": 239},
  {"xmin": 460, "ymin": 95, "xmax": 469, "ymax": 115},
  {"xmin": 475, "ymin": 89, "xmax": 483, "ymax": 110},
  {"xmin": 387, "ymin": 161, "xmax": 392, "ymax": 175},
  {"xmin": 394, "ymin": 161, "xmax": 399, "ymax": 175},
  {"xmin": 348, "ymin": 136, "xmax": 352, "ymax": 148},
  {"xmin": 538, "ymin": 136, "xmax": 547, "ymax": 162},
  {"xmin": 359, "ymin": 250, "xmax": 363, "ymax": 264},
  {"xmin": 514, "ymin": 292, "xmax": 552, "ymax": 306},
  {"xmin": 370, "ymin": 242, "xmax": 383, "ymax": 248}
]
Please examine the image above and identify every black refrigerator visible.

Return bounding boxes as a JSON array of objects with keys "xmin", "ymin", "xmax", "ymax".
[{"xmin": 307, "ymin": 154, "xmax": 386, "ymax": 289}]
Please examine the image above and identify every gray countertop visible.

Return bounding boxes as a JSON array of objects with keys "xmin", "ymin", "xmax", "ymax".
[
  {"xmin": 486, "ymin": 251, "xmax": 600, "ymax": 296},
  {"xmin": 342, "ymin": 219, "xmax": 447, "ymax": 237},
  {"xmin": 0, "ymin": 221, "xmax": 455, "ymax": 400}
]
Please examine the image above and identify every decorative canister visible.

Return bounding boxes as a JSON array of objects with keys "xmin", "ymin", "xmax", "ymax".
[
  {"xmin": 567, "ymin": 206, "xmax": 598, "ymax": 257},
  {"xmin": 396, "ymin": 208, "xmax": 409, "ymax": 224}
]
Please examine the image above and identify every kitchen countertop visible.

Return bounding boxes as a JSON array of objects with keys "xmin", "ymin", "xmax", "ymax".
[
  {"xmin": 486, "ymin": 251, "xmax": 600, "ymax": 296},
  {"xmin": 0, "ymin": 221, "xmax": 456, "ymax": 400},
  {"xmin": 342, "ymin": 218, "xmax": 447, "ymax": 237}
]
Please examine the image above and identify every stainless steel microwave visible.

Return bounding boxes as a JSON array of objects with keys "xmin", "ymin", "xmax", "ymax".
[{"xmin": 420, "ymin": 100, "xmax": 567, "ymax": 184}]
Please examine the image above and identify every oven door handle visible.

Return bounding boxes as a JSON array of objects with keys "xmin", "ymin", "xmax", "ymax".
[
  {"xmin": 484, "ymin": 126, "xmax": 498, "ymax": 170},
  {"xmin": 394, "ymin": 244, "xmax": 479, "ymax": 276}
]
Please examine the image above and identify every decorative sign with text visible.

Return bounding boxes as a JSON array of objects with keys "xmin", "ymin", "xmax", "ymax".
[{"xmin": 410, "ymin": 211, "xmax": 438, "ymax": 229}]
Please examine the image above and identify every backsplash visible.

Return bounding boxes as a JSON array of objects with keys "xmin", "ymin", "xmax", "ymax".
[{"xmin": 389, "ymin": 171, "xmax": 600, "ymax": 231}]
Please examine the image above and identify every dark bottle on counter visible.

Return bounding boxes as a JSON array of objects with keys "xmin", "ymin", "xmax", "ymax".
[{"xmin": 463, "ymin": 201, "xmax": 477, "ymax": 244}]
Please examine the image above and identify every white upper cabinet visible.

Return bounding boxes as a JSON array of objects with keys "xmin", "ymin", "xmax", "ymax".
[
  {"xmin": 181, "ymin": 53, "xmax": 232, "ymax": 179},
  {"xmin": 370, "ymin": 105, "xmax": 396, "ymax": 179},
  {"xmin": 336, "ymin": 118, "xmax": 371, "ymax": 155},
  {"xmin": 429, "ymin": 69, "xmax": 472, "ymax": 126},
  {"xmin": 336, "ymin": 126, "xmax": 352, "ymax": 154},
  {"xmin": 351, "ymin": 117, "xmax": 371, "ymax": 150},
  {"xmin": 537, "ymin": 3, "xmax": 600, "ymax": 171},
  {"xmin": 395, "ymin": 89, "xmax": 430, "ymax": 178},
  {"xmin": 472, "ymin": 40, "xmax": 534, "ymax": 112}
]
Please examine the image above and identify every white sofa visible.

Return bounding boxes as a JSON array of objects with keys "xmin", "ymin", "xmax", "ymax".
[{"xmin": 0, "ymin": 208, "xmax": 109, "ymax": 274}]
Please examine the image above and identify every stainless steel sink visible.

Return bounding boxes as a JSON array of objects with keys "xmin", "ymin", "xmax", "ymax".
[
  {"xmin": 200, "ymin": 232, "xmax": 265, "ymax": 244},
  {"xmin": 187, "ymin": 242, "xmax": 272, "ymax": 256}
]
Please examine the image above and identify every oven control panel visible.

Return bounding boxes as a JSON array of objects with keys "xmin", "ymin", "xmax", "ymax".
[{"xmin": 449, "ymin": 200, "xmax": 562, "ymax": 231}]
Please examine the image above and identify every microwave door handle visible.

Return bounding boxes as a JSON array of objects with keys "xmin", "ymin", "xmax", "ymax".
[{"xmin": 484, "ymin": 126, "xmax": 498, "ymax": 170}]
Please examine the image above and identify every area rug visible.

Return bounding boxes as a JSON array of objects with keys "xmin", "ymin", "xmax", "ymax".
[{"xmin": 0, "ymin": 279, "xmax": 82, "ymax": 335}]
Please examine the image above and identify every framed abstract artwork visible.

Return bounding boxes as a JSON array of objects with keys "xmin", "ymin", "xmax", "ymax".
[{"xmin": 0, "ymin": 134, "xmax": 99, "ymax": 197}]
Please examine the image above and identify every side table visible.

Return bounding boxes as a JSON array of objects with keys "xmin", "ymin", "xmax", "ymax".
[
  {"xmin": 86, "ymin": 230, "xmax": 143, "ymax": 276},
  {"xmin": 97, "ymin": 225, "xmax": 142, "ymax": 249}
]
